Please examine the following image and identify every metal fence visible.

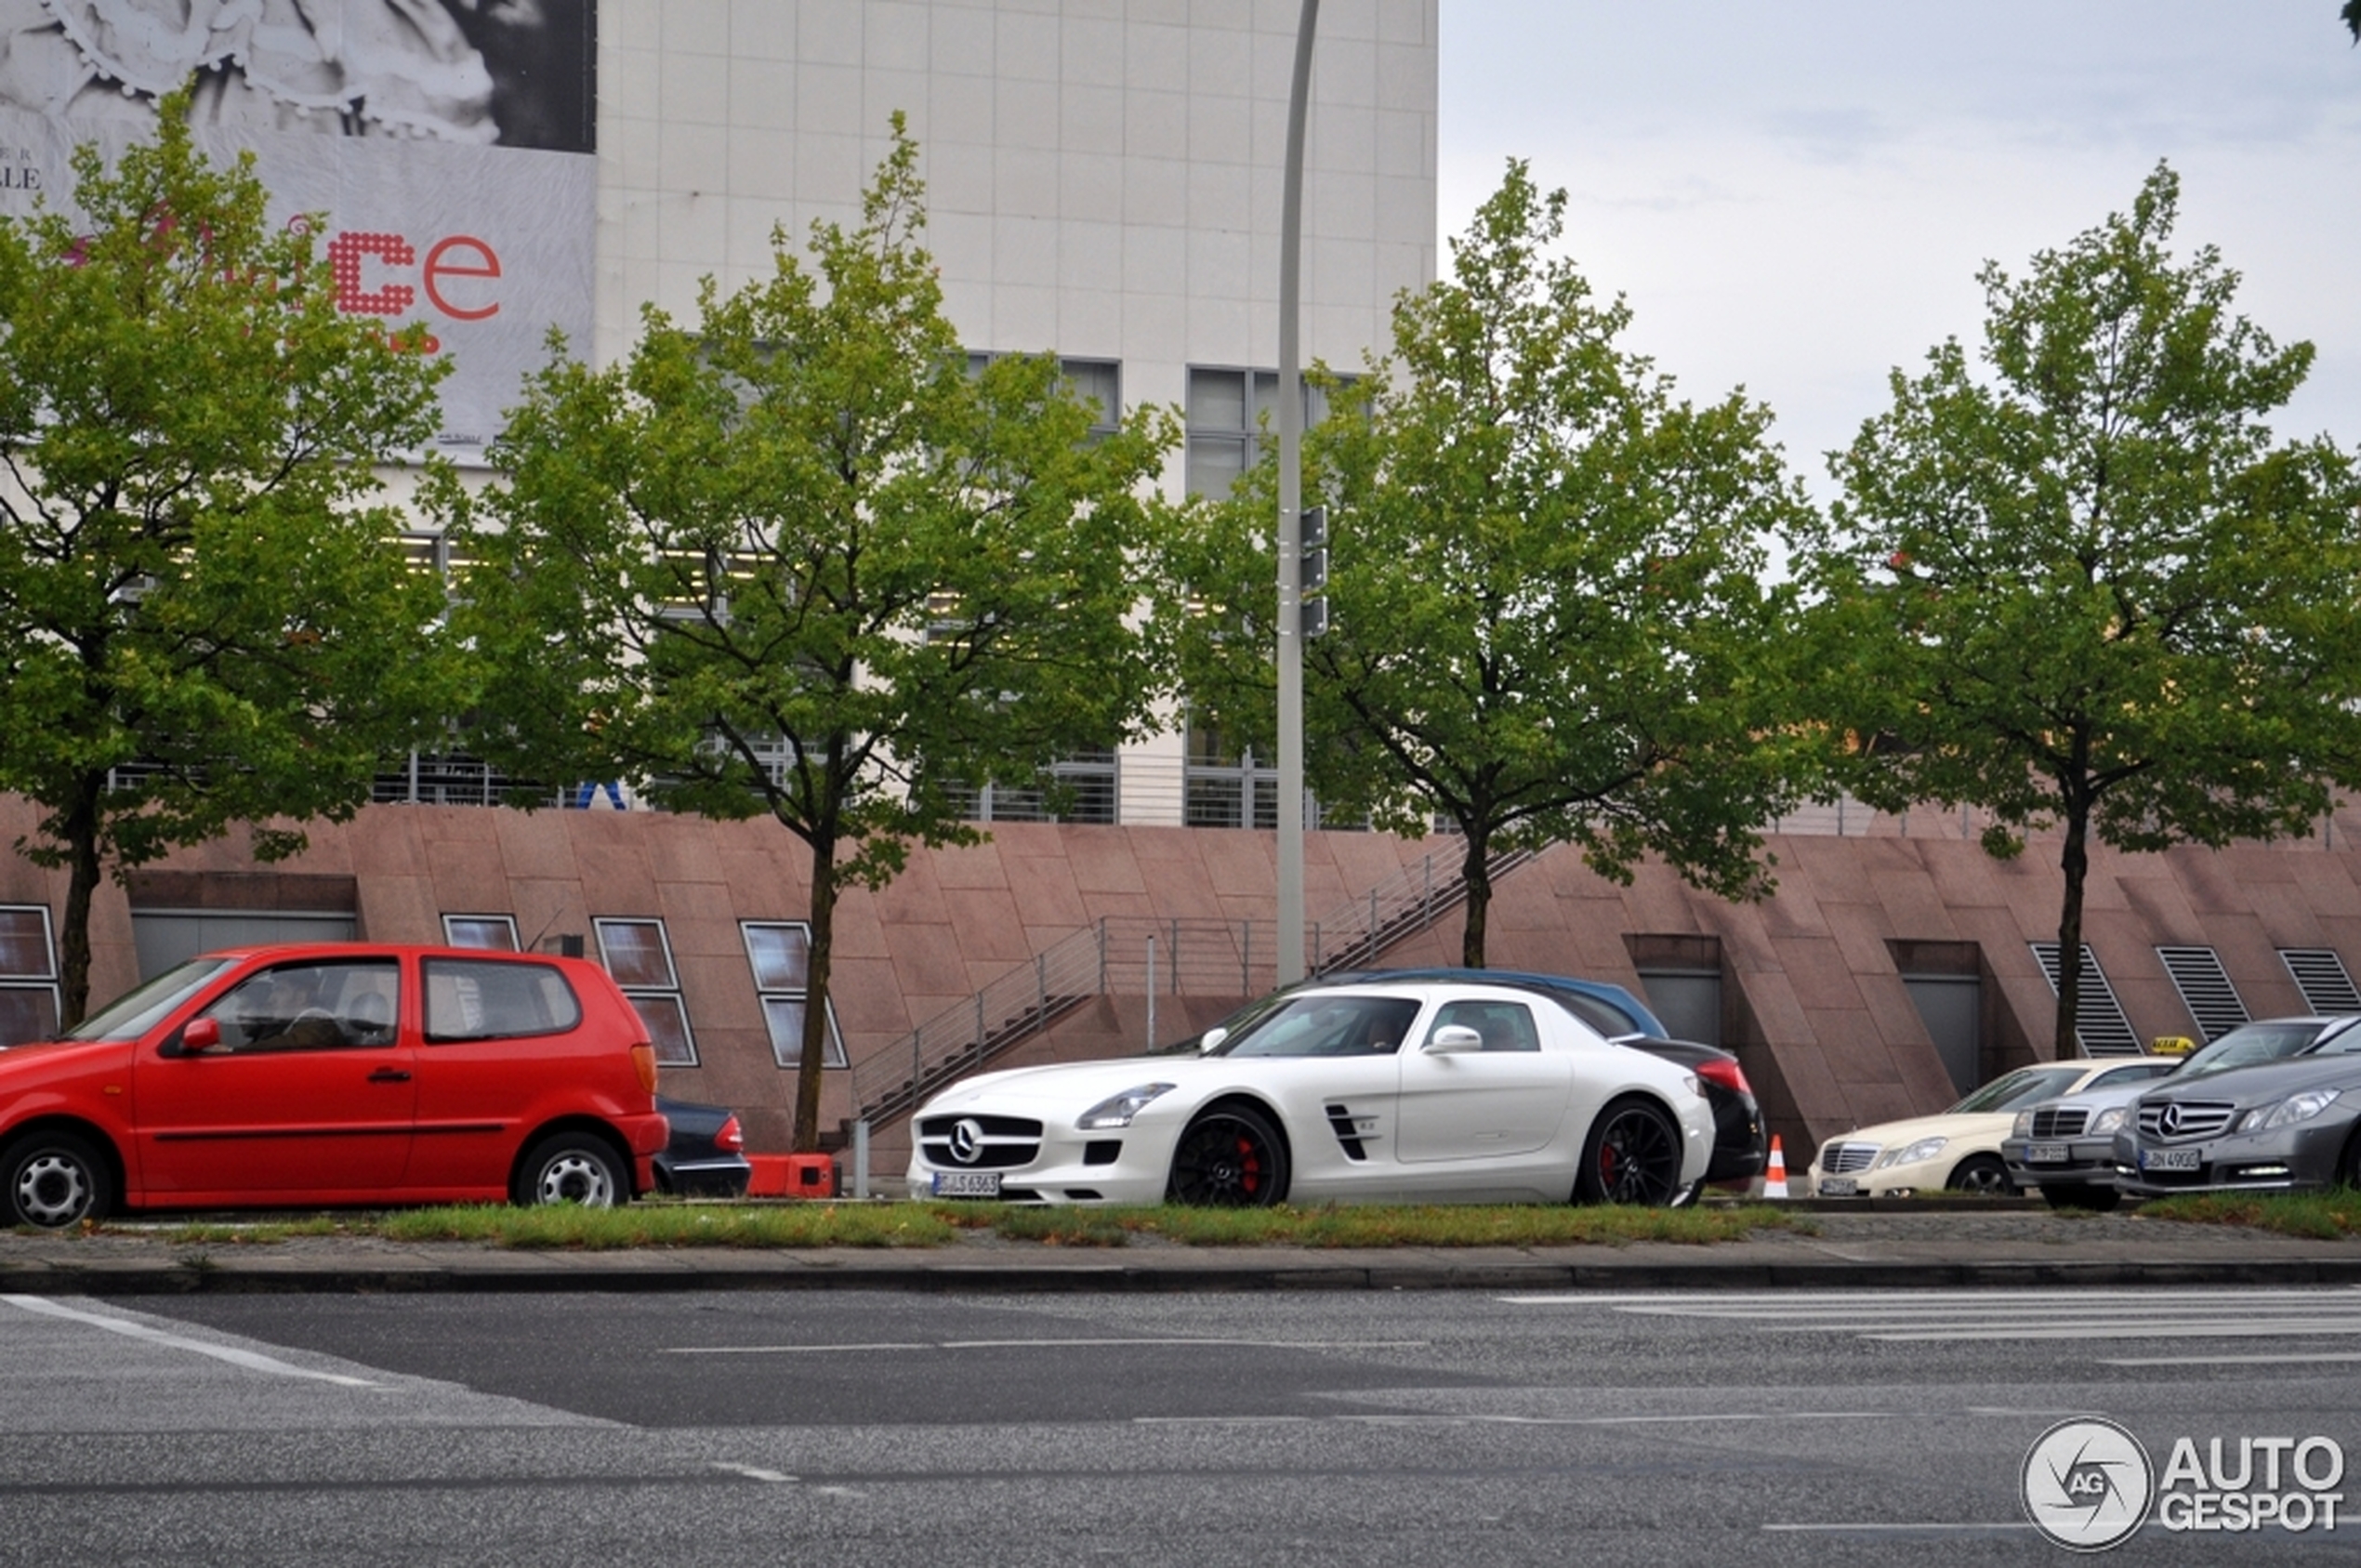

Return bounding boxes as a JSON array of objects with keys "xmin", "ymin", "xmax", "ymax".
[{"xmin": 849, "ymin": 846, "xmax": 1530, "ymax": 1122}]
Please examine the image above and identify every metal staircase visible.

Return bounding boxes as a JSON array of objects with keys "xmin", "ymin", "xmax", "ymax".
[{"xmin": 847, "ymin": 845, "xmax": 1536, "ymax": 1126}]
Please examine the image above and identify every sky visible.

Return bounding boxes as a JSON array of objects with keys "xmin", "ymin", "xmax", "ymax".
[{"xmin": 1435, "ymin": 2, "xmax": 2360, "ymax": 497}]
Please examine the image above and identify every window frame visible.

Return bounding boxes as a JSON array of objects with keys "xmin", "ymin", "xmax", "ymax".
[
  {"xmin": 0, "ymin": 904, "xmax": 61, "ymax": 1048},
  {"xmin": 442, "ymin": 914, "xmax": 521, "ymax": 952},
  {"xmin": 739, "ymin": 920, "xmax": 848, "ymax": 1069},
  {"xmin": 594, "ymin": 916, "xmax": 698, "ymax": 1067}
]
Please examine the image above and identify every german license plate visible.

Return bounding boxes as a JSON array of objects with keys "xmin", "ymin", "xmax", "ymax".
[
  {"xmin": 932, "ymin": 1170, "xmax": 1001, "ymax": 1198},
  {"xmin": 2141, "ymin": 1147, "xmax": 2200, "ymax": 1172},
  {"xmin": 2025, "ymin": 1143, "xmax": 2070, "ymax": 1164},
  {"xmin": 1818, "ymin": 1177, "xmax": 1858, "ymax": 1197}
]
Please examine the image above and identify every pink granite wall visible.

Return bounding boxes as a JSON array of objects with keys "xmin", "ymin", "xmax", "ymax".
[{"xmin": 9, "ymin": 792, "xmax": 2361, "ymax": 1178}]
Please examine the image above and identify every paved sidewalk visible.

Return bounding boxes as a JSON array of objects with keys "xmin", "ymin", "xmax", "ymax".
[{"xmin": 2, "ymin": 1208, "xmax": 2356, "ymax": 1295}]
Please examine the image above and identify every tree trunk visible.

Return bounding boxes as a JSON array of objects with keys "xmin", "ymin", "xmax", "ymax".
[
  {"xmin": 791, "ymin": 836, "xmax": 838, "ymax": 1153},
  {"xmin": 1458, "ymin": 823, "xmax": 1491, "ymax": 969},
  {"xmin": 58, "ymin": 776, "xmax": 105, "ymax": 1028},
  {"xmin": 2053, "ymin": 803, "xmax": 2091, "ymax": 1060}
]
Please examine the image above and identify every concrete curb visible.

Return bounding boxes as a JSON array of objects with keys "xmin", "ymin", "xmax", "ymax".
[{"xmin": 7, "ymin": 1248, "xmax": 2361, "ymax": 1296}]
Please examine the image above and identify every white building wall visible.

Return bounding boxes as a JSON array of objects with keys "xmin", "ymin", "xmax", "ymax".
[{"xmin": 597, "ymin": 0, "xmax": 1437, "ymax": 824}]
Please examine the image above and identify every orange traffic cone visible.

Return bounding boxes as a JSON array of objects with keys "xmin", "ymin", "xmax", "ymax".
[{"xmin": 1762, "ymin": 1135, "xmax": 1790, "ymax": 1199}]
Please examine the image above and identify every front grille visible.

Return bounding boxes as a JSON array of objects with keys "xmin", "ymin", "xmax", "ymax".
[
  {"xmin": 917, "ymin": 1113, "xmax": 1044, "ymax": 1170},
  {"xmin": 1820, "ymin": 1141, "xmax": 1879, "ymax": 1175},
  {"xmin": 2030, "ymin": 1108, "xmax": 2090, "ymax": 1139},
  {"xmin": 2137, "ymin": 1100, "xmax": 2236, "ymax": 1141}
]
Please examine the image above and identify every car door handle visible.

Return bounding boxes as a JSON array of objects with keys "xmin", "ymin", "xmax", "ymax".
[{"xmin": 368, "ymin": 1067, "xmax": 413, "ymax": 1083}]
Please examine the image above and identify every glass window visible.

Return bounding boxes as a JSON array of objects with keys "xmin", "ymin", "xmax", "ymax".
[
  {"xmin": 594, "ymin": 918, "xmax": 693, "ymax": 1065},
  {"xmin": 194, "ymin": 960, "xmax": 402, "ymax": 1053},
  {"xmin": 596, "ymin": 918, "xmax": 679, "ymax": 989},
  {"xmin": 1209, "ymin": 994, "xmax": 1423, "ymax": 1059},
  {"xmin": 1427, "ymin": 999, "xmax": 1541, "ymax": 1053},
  {"xmin": 741, "ymin": 921, "xmax": 847, "ymax": 1068},
  {"xmin": 442, "ymin": 915, "xmax": 521, "ymax": 951},
  {"xmin": 67, "ymin": 957, "xmax": 238, "ymax": 1042},
  {"xmin": 0, "ymin": 907, "xmax": 54, "ymax": 979},
  {"xmin": 423, "ymin": 957, "xmax": 583, "ymax": 1042}
]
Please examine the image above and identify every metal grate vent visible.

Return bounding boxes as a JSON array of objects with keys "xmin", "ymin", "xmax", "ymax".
[
  {"xmin": 2280, "ymin": 949, "xmax": 2361, "ymax": 1015},
  {"xmin": 2155, "ymin": 946, "xmax": 2249, "ymax": 1042},
  {"xmin": 2027, "ymin": 943, "xmax": 2144, "ymax": 1057}
]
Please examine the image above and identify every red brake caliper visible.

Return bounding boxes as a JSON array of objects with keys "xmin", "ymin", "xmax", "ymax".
[{"xmin": 1238, "ymin": 1134, "xmax": 1260, "ymax": 1194}]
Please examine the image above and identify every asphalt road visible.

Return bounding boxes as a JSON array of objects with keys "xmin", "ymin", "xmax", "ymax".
[{"xmin": 7, "ymin": 1285, "xmax": 2360, "ymax": 1566}]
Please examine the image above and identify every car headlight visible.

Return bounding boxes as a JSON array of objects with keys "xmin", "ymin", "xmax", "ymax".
[
  {"xmin": 1077, "ymin": 1083, "xmax": 1176, "ymax": 1129},
  {"xmin": 2011, "ymin": 1112, "xmax": 2034, "ymax": 1140},
  {"xmin": 2235, "ymin": 1088, "xmax": 2341, "ymax": 1135},
  {"xmin": 2090, "ymin": 1107, "xmax": 2127, "ymax": 1136},
  {"xmin": 1873, "ymin": 1136, "xmax": 1948, "ymax": 1170}
]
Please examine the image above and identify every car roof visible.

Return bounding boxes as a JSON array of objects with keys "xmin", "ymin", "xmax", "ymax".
[{"xmin": 1322, "ymin": 967, "xmax": 1669, "ymax": 1039}]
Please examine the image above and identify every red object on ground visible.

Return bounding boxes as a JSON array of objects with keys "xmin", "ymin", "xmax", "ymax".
[{"xmin": 746, "ymin": 1153, "xmax": 837, "ymax": 1198}]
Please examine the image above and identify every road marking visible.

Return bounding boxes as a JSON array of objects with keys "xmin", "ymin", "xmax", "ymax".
[
  {"xmin": 710, "ymin": 1463, "xmax": 797, "ymax": 1482},
  {"xmin": 2102, "ymin": 1351, "xmax": 2361, "ymax": 1367},
  {"xmin": 1763, "ymin": 1522, "xmax": 2036, "ymax": 1534},
  {"xmin": 2, "ymin": 1295, "xmax": 382, "ymax": 1388},
  {"xmin": 1498, "ymin": 1287, "xmax": 2361, "ymax": 1347},
  {"xmin": 664, "ymin": 1337, "xmax": 1430, "ymax": 1355}
]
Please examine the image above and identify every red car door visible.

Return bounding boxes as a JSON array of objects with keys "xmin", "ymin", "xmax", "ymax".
[{"xmin": 134, "ymin": 956, "xmax": 415, "ymax": 1200}]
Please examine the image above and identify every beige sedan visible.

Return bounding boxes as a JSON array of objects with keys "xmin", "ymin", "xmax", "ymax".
[{"xmin": 1806, "ymin": 1059, "xmax": 2177, "ymax": 1198}]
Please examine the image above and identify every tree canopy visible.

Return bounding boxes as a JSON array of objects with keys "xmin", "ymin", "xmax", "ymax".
[
  {"xmin": 447, "ymin": 118, "xmax": 1175, "ymax": 1150},
  {"xmin": 0, "ymin": 92, "xmax": 460, "ymax": 1022},
  {"xmin": 1800, "ymin": 163, "xmax": 2361, "ymax": 1057},
  {"xmin": 1154, "ymin": 160, "xmax": 1817, "ymax": 967}
]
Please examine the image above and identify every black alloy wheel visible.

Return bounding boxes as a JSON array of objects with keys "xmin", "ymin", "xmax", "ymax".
[
  {"xmin": 1946, "ymin": 1153, "xmax": 2014, "ymax": 1196},
  {"xmin": 1576, "ymin": 1099, "xmax": 1684, "ymax": 1206},
  {"xmin": 1167, "ymin": 1105, "xmax": 1289, "ymax": 1206}
]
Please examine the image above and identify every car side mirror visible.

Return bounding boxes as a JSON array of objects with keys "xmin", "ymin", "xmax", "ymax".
[
  {"xmin": 1425, "ymin": 1024, "xmax": 1484, "ymax": 1055},
  {"xmin": 176, "ymin": 1017, "xmax": 222, "ymax": 1055},
  {"xmin": 1197, "ymin": 1026, "xmax": 1228, "ymax": 1055}
]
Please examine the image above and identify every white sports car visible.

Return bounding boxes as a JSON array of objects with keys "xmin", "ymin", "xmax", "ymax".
[{"xmin": 904, "ymin": 978, "xmax": 1718, "ymax": 1206}]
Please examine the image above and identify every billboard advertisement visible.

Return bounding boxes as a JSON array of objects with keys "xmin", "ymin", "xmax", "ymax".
[{"xmin": 0, "ymin": 0, "xmax": 596, "ymax": 463}]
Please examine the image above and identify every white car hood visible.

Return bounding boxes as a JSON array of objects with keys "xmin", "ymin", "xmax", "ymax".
[{"xmin": 919, "ymin": 1058, "xmax": 1216, "ymax": 1113}]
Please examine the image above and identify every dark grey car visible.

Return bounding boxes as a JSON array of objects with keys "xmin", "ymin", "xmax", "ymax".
[{"xmin": 2114, "ymin": 1027, "xmax": 2361, "ymax": 1198}]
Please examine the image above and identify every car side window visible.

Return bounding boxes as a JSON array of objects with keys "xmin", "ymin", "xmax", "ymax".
[
  {"xmin": 1426, "ymin": 999, "xmax": 1541, "ymax": 1052},
  {"xmin": 423, "ymin": 958, "xmax": 583, "ymax": 1043},
  {"xmin": 195, "ymin": 961, "xmax": 401, "ymax": 1054}
]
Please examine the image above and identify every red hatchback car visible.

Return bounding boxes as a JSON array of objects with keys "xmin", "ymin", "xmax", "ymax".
[{"xmin": 0, "ymin": 944, "xmax": 670, "ymax": 1229}]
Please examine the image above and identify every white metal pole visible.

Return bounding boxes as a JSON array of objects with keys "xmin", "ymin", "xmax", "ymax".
[{"xmin": 1276, "ymin": 0, "xmax": 1320, "ymax": 987}]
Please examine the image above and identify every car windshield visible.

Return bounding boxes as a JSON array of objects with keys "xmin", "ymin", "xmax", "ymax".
[
  {"xmin": 63, "ymin": 957, "xmax": 239, "ymax": 1042},
  {"xmin": 1948, "ymin": 1065, "xmax": 2091, "ymax": 1113},
  {"xmin": 2174, "ymin": 1021, "xmax": 2339, "ymax": 1078},
  {"xmin": 1206, "ymin": 994, "xmax": 1425, "ymax": 1059}
]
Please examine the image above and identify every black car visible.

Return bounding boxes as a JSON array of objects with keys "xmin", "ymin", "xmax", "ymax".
[
  {"xmin": 1327, "ymin": 967, "xmax": 1768, "ymax": 1192},
  {"xmin": 653, "ymin": 1096, "xmax": 753, "ymax": 1198}
]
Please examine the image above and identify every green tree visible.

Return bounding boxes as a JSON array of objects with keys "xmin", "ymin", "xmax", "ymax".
[
  {"xmin": 1154, "ymin": 161, "xmax": 1816, "ymax": 967},
  {"xmin": 0, "ymin": 93, "xmax": 460, "ymax": 1023},
  {"xmin": 446, "ymin": 119, "xmax": 1174, "ymax": 1152},
  {"xmin": 1801, "ymin": 164, "xmax": 2361, "ymax": 1057}
]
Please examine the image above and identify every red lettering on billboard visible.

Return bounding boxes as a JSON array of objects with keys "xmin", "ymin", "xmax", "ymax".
[
  {"xmin": 422, "ymin": 236, "xmax": 502, "ymax": 321},
  {"xmin": 328, "ymin": 231, "xmax": 417, "ymax": 316}
]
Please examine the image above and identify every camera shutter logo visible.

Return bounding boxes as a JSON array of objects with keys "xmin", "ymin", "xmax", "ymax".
[{"xmin": 2023, "ymin": 1417, "xmax": 2154, "ymax": 1552}]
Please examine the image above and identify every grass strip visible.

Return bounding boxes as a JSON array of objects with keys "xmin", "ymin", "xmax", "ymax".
[{"xmin": 2139, "ymin": 1190, "xmax": 2361, "ymax": 1242}]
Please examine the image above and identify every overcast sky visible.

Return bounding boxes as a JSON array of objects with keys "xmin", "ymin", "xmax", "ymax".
[{"xmin": 1436, "ymin": 2, "xmax": 2359, "ymax": 496}]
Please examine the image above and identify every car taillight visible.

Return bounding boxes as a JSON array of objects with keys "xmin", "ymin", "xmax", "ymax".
[
  {"xmin": 629, "ymin": 1041, "xmax": 659, "ymax": 1095},
  {"xmin": 715, "ymin": 1114, "xmax": 745, "ymax": 1153},
  {"xmin": 1695, "ymin": 1056, "xmax": 1751, "ymax": 1096}
]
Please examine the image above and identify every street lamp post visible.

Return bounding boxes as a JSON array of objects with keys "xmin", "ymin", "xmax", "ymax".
[{"xmin": 1275, "ymin": 0, "xmax": 1319, "ymax": 987}]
